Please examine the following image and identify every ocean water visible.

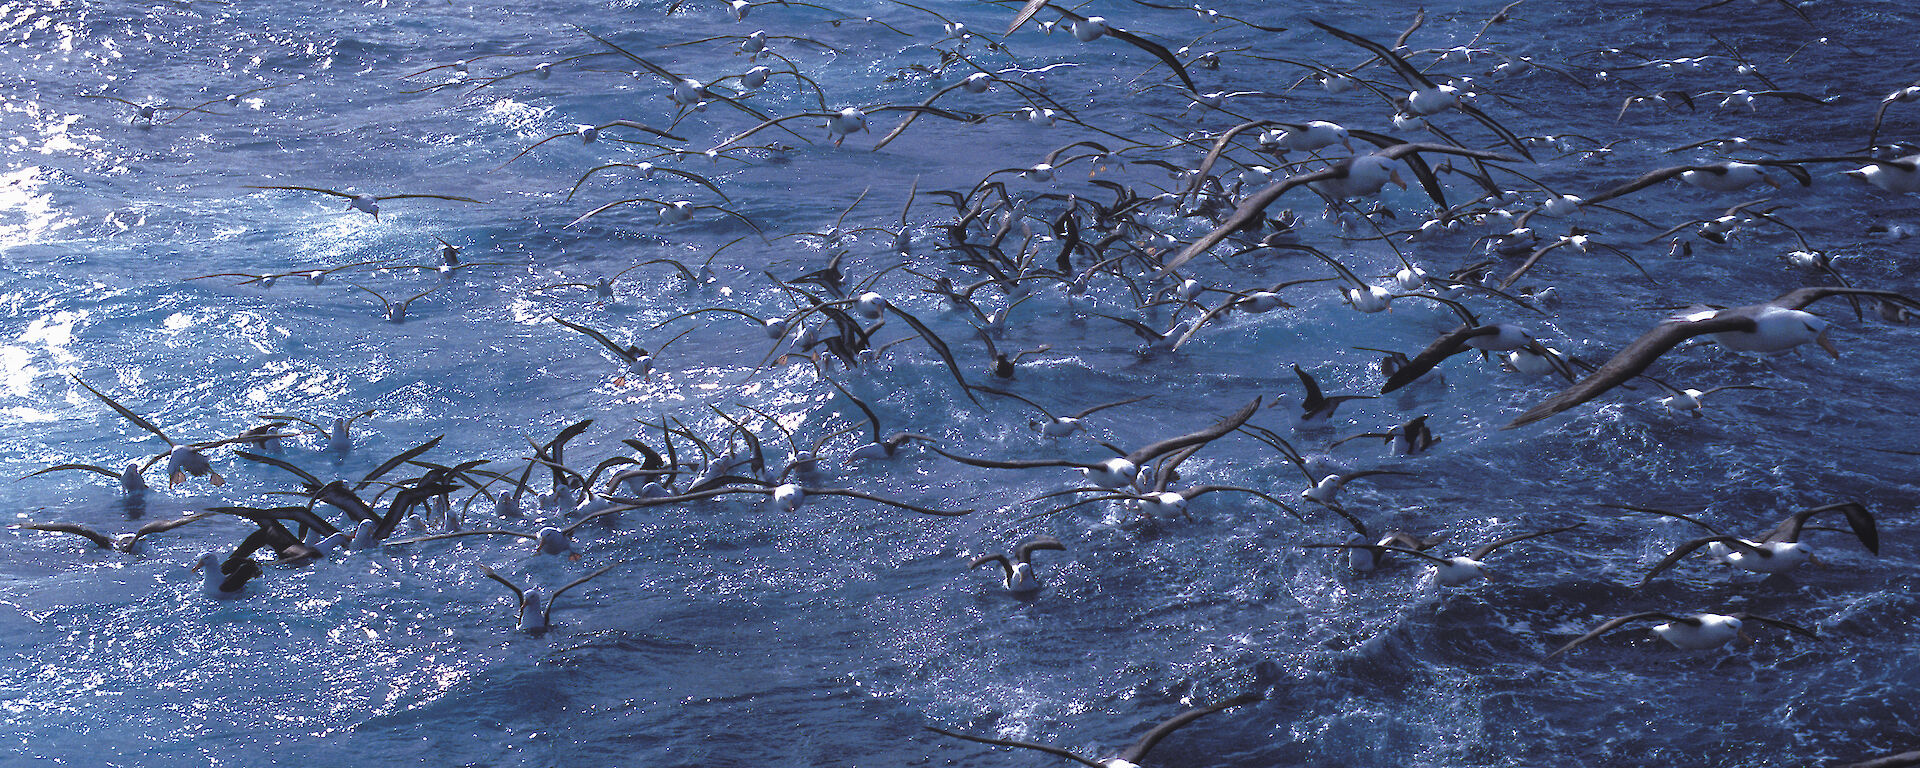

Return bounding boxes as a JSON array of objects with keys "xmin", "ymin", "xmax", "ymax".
[{"xmin": 1, "ymin": 0, "xmax": 1917, "ymax": 766}]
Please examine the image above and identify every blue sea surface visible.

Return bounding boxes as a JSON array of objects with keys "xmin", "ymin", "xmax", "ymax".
[{"xmin": 1, "ymin": 0, "xmax": 1917, "ymax": 766}]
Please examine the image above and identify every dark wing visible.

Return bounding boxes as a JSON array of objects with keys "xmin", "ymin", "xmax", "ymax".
[
  {"xmin": 1158, "ymin": 173, "xmax": 1323, "ymax": 276},
  {"xmin": 374, "ymin": 193, "xmax": 487, "ymax": 204},
  {"xmin": 969, "ymin": 384, "xmax": 1054, "ymax": 419},
  {"xmin": 1308, "ymin": 542, "xmax": 1454, "ymax": 566},
  {"xmin": 927, "ymin": 445, "xmax": 1085, "ymax": 471},
  {"xmin": 654, "ymin": 167, "xmax": 731, "ymax": 202},
  {"xmin": 131, "ymin": 512, "xmax": 217, "ymax": 541},
  {"xmin": 477, "ymin": 564, "xmax": 526, "ymax": 605},
  {"xmin": 1123, "ymin": 397, "xmax": 1260, "ymax": 466},
  {"xmin": 802, "ymin": 487, "xmax": 973, "ymax": 516},
  {"xmin": 72, "ymin": 375, "xmax": 173, "ymax": 445},
  {"xmin": 1762, "ymin": 502, "xmax": 1876, "ymax": 553},
  {"xmin": 544, "ymin": 564, "xmax": 618, "ymax": 624},
  {"xmin": 1733, "ymin": 613, "xmax": 1819, "ymax": 639},
  {"xmin": 553, "ymin": 316, "xmax": 632, "ymax": 358},
  {"xmin": 1293, "ymin": 364, "xmax": 1326, "ymax": 407},
  {"xmin": 1603, "ymin": 503, "xmax": 1721, "ymax": 535},
  {"xmin": 1185, "ymin": 120, "xmax": 1274, "ymax": 199},
  {"xmin": 820, "ymin": 373, "xmax": 883, "ymax": 444},
  {"xmin": 1505, "ymin": 313, "xmax": 1761, "ymax": 428},
  {"xmin": 1014, "ymin": 535, "xmax": 1066, "ymax": 563},
  {"xmin": 232, "ymin": 449, "xmax": 325, "ymax": 490},
  {"xmin": 1766, "ymin": 287, "xmax": 1920, "ymax": 312},
  {"xmin": 209, "ymin": 505, "xmax": 343, "ymax": 538},
  {"xmin": 922, "ymin": 726, "xmax": 1104, "ymax": 768},
  {"xmin": 969, "ymin": 553, "xmax": 1014, "ymax": 579},
  {"xmin": 1071, "ymin": 394, "xmax": 1152, "ymax": 420},
  {"xmin": 599, "ymin": 120, "xmax": 685, "ymax": 141},
  {"xmin": 1637, "ymin": 535, "xmax": 1768, "ymax": 586},
  {"xmin": 1469, "ymin": 523, "xmax": 1582, "ymax": 560},
  {"xmin": 1545, "ymin": 612, "xmax": 1682, "ymax": 659},
  {"xmin": 20, "ymin": 463, "xmax": 123, "ymax": 481},
  {"xmin": 1118, "ymin": 692, "xmax": 1264, "ymax": 763},
  {"xmin": 218, "ymin": 559, "xmax": 264, "ymax": 593},
  {"xmin": 1382, "ymin": 325, "xmax": 1492, "ymax": 392},
  {"xmin": 1104, "ymin": 27, "xmax": 1197, "ymax": 92},
  {"xmin": 12, "ymin": 522, "xmax": 113, "ymax": 548},
  {"xmin": 385, "ymin": 529, "xmax": 536, "ymax": 546},
  {"xmin": 356, "ymin": 435, "xmax": 444, "ymax": 491},
  {"xmin": 1004, "ymin": 0, "xmax": 1052, "ymax": 35},
  {"xmin": 1308, "ymin": 19, "xmax": 1435, "ymax": 89},
  {"xmin": 245, "ymin": 185, "xmax": 352, "ymax": 199},
  {"xmin": 884, "ymin": 304, "xmax": 985, "ymax": 408},
  {"xmin": 1579, "ymin": 165, "xmax": 1696, "ymax": 208}
]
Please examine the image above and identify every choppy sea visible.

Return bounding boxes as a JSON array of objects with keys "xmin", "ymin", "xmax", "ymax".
[{"xmin": 2, "ymin": 0, "xmax": 1917, "ymax": 765}]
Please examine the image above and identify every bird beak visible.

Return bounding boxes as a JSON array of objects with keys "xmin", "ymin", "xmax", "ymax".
[
  {"xmin": 170, "ymin": 471, "xmax": 186, "ymax": 486},
  {"xmin": 210, "ymin": 472, "xmax": 226, "ymax": 487},
  {"xmin": 1735, "ymin": 629, "xmax": 1755, "ymax": 648},
  {"xmin": 190, "ymin": 560, "xmax": 204, "ymax": 572},
  {"xmin": 1762, "ymin": 175, "xmax": 1782, "ymax": 190},
  {"xmin": 1390, "ymin": 169, "xmax": 1408, "ymax": 189},
  {"xmin": 568, "ymin": 552, "xmax": 583, "ymax": 562},
  {"xmin": 1815, "ymin": 327, "xmax": 1840, "ymax": 359}
]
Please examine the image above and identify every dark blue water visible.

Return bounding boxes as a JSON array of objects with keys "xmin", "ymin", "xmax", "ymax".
[{"xmin": 2, "ymin": 0, "xmax": 1917, "ymax": 766}]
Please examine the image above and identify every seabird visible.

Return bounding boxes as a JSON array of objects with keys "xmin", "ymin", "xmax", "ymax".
[
  {"xmin": 1507, "ymin": 287, "xmax": 1920, "ymax": 428},
  {"xmin": 479, "ymin": 563, "xmax": 616, "ymax": 633},
  {"xmin": 970, "ymin": 385, "xmax": 1150, "ymax": 438},
  {"xmin": 1546, "ymin": 611, "xmax": 1816, "ymax": 658},
  {"xmin": 925, "ymin": 692, "xmax": 1263, "ymax": 768},
  {"xmin": 20, "ymin": 460, "xmax": 151, "ymax": 493},
  {"xmin": 1305, "ymin": 524, "xmax": 1583, "ymax": 586},
  {"xmin": 244, "ymin": 185, "xmax": 485, "ymax": 220},
  {"xmin": 928, "ymin": 397, "xmax": 1260, "ymax": 490},
  {"xmin": 193, "ymin": 551, "xmax": 263, "ymax": 598},
  {"xmin": 12, "ymin": 513, "xmax": 218, "ymax": 554},
  {"xmin": 1278, "ymin": 364, "xmax": 1374, "ymax": 428},
  {"xmin": 1617, "ymin": 502, "xmax": 1878, "ymax": 585},
  {"xmin": 970, "ymin": 535, "xmax": 1066, "ymax": 593}
]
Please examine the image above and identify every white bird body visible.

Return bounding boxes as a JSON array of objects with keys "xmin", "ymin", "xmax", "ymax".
[
  {"xmin": 327, "ymin": 417, "xmax": 351, "ymax": 453},
  {"xmin": 1130, "ymin": 491, "xmax": 1187, "ymax": 517},
  {"xmin": 1681, "ymin": 163, "xmax": 1771, "ymax": 192},
  {"xmin": 1705, "ymin": 306, "xmax": 1832, "ymax": 354},
  {"xmin": 1072, "ymin": 16, "xmax": 1109, "ymax": 41},
  {"xmin": 854, "ymin": 291, "xmax": 888, "ymax": 318},
  {"xmin": 1465, "ymin": 324, "xmax": 1536, "ymax": 352},
  {"xmin": 771, "ymin": 483, "xmax": 804, "ymax": 512},
  {"xmin": 1406, "ymin": 84, "xmax": 1461, "ymax": 116},
  {"xmin": 1312, "ymin": 155, "xmax": 1407, "ymax": 199},
  {"xmin": 1005, "ymin": 561, "xmax": 1040, "ymax": 593},
  {"xmin": 1433, "ymin": 556, "xmax": 1486, "ymax": 586},
  {"xmin": 672, "ymin": 79, "xmax": 707, "ymax": 106},
  {"xmin": 515, "ymin": 586, "xmax": 549, "ymax": 631},
  {"xmin": 535, "ymin": 526, "xmax": 580, "ymax": 560},
  {"xmin": 1347, "ymin": 284, "xmax": 1393, "ymax": 313},
  {"xmin": 347, "ymin": 519, "xmax": 380, "ymax": 551},
  {"xmin": 1079, "ymin": 457, "xmax": 1138, "ymax": 489},
  {"xmin": 119, "ymin": 462, "xmax": 148, "ymax": 493},
  {"xmin": 1710, "ymin": 539, "xmax": 1811, "ymax": 574},
  {"xmin": 165, "ymin": 445, "xmax": 224, "ymax": 487},
  {"xmin": 1652, "ymin": 613, "xmax": 1744, "ymax": 649},
  {"xmin": 827, "ymin": 108, "xmax": 867, "ymax": 139},
  {"xmin": 1507, "ymin": 347, "xmax": 1562, "ymax": 376},
  {"xmin": 1271, "ymin": 121, "xmax": 1350, "ymax": 153},
  {"xmin": 1845, "ymin": 157, "xmax": 1920, "ymax": 193}
]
